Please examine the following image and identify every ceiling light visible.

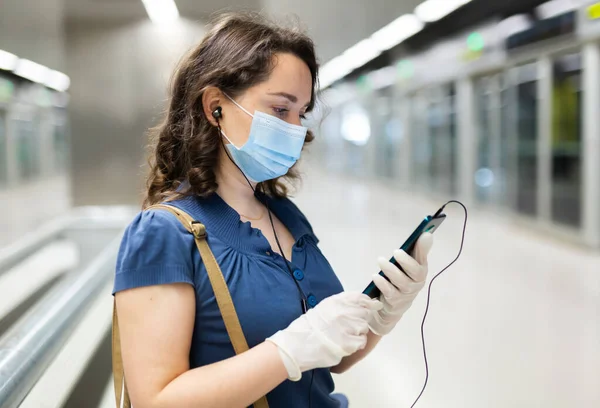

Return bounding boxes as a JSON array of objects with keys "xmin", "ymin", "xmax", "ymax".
[
  {"xmin": 342, "ymin": 39, "xmax": 382, "ymax": 70},
  {"xmin": 320, "ymin": 3, "xmax": 455, "ymax": 90},
  {"xmin": 319, "ymin": 56, "xmax": 353, "ymax": 89},
  {"xmin": 371, "ymin": 14, "xmax": 425, "ymax": 52},
  {"xmin": 0, "ymin": 50, "xmax": 19, "ymax": 71},
  {"xmin": 141, "ymin": 0, "xmax": 179, "ymax": 24},
  {"xmin": 14, "ymin": 59, "xmax": 49, "ymax": 84},
  {"xmin": 415, "ymin": 0, "xmax": 472, "ymax": 23},
  {"xmin": 45, "ymin": 70, "xmax": 71, "ymax": 92}
]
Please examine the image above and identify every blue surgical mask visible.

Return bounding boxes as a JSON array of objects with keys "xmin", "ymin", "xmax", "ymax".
[{"xmin": 221, "ymin": 93, "xmax": 308, "ymax": 183}]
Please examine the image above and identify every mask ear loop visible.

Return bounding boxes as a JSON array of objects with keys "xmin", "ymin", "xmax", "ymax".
[
  {"xmin": 220, "ymin": 129, "xmax": 240, "ymax": 150},
  {"xmin": 215, "ymin": 118, "xmax": 309, "ymax": 315},
  {"xmin": 223, "ymin": 92, "xmax": 254, "ymax": 118}
]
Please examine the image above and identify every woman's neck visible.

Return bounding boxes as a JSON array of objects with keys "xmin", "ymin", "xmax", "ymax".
[{"xmin": 215, "ymin": 148, "xmax": 264, "ymax": 217}]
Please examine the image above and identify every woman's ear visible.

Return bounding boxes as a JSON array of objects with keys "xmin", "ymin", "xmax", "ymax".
[{"xmin": 202, "ymin": 87, "xmax": 223, "ymax": 127}]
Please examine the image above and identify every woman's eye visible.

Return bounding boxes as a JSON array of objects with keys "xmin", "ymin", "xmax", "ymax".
[{"xmin": 273, "ymin": 107, "xmax": 288, "ymax": 116}]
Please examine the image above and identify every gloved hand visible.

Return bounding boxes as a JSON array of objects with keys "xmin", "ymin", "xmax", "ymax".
[
  {"xmin": 368, "ymin": 233, "xmax": 433, "ymax": 336},
  {"xmin": 266, "ymin": 292, "xmax": 382, "ymax": 381}
]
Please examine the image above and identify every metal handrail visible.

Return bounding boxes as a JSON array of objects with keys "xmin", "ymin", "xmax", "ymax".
[
  {"xmin": 0, "ymin": 235, "xmax": 121, "ymax": 408},
  {"xmin": 0, "ymin": 215, "xmax": 73, "ymax": 276},
  {"xmin": 0, "ymin": 205, "xmax": 136, "ymax": 276}
]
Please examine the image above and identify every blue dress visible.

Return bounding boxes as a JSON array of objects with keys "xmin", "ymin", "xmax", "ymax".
[{"xmin": 113, "ymin": 192, "xmax": 346, "ymax": 407}]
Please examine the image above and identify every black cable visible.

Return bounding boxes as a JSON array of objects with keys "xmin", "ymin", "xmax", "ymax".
[
  {"xmin": 218, "ymin": 125, "xmax": 308, "ymax": 313},
  {"xmin": 217, "ymin": 122, "xmax": 315, "ymax": 406},
  {"xmin": 410, "ymin": 200, "xmax": 468, "ymax": 408},
  {"xmin": 260, "ymin": 187, "xmax": 309, "ymax": 313}
]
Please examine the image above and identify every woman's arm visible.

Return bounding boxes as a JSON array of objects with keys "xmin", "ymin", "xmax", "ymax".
[
  {"xmin": 330, "ymin": 331, "xmax": 382, "ymax": 374},
  {"xmin": 116, "ymin": 283, "xmax": 287, "ymax": 408}
]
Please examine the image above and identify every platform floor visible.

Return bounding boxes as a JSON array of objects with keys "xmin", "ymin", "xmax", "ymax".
[
  {"xmin": 12, "ymin": 168, "xmax": 592, "ymax": 408},
  {"xmin": 293, "ymin": 169, "xmax": 600, "ymax": 408}
]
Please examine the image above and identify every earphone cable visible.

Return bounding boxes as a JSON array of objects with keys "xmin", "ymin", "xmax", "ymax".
[
  {"xmin": 410, "ymin": 200, "xmax": 468, "ymax": 408},
  {"xmin": 217, "ymin": 121, "xmax": 315, "ymax": 405},
  {"xmin": 218, "ymin": 129, "xmax": 308, "ymax": 312},
  {"xmin": 261, "ymin": 188, "xmax": 309, "ymax": 312}
]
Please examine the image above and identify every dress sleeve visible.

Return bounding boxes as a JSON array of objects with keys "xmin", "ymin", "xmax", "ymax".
[{"xmin": 113, "ymin": 209, "xmax": 196, "ymax": 294}]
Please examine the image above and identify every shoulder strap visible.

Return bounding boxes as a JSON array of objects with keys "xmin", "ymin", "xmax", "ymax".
[
  {"xmin": 112, "ymin": 298, "xmax": 130, "ymax": 408},
  {"xmin": 112, "ymin": 204, "xmax": 269, "ymax": 408}
]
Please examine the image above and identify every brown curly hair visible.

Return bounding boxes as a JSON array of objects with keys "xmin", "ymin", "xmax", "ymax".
[{"xmin": 143, "ymin": 12, "xmax": 319, "ymax": 208}]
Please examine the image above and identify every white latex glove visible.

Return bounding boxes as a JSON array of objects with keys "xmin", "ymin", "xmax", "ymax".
[
  {"xmin": 266, "ymin": 292, "xmax": 382, "ymax": 381},
  {"xmin": 368, "ymin": 233, "xmax": 434, "ymax": 336}
]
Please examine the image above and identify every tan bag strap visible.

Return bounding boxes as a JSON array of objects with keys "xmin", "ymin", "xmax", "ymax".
[
  {"xmin": 112, "ymin": 204, "xmax": 269, "ymax": 408},
  {"xmin": 112, "ymin": 298, "xmax": 130, "ymax": 408}
]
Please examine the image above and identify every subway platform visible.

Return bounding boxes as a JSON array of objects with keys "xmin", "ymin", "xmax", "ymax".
[{"xmin": 1, "ymin": 167, "xmax": 598, "ymax": 408}]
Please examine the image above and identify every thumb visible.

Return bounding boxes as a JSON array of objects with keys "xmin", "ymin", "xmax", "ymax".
[{"xmin": 414, "ymin": 232, "xmax": 433, "ymax": 266}]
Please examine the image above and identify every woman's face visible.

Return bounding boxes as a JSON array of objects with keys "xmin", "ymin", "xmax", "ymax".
[{"xmin": 220, "ymin": 52, "xmax": 313, "ymax": 147}]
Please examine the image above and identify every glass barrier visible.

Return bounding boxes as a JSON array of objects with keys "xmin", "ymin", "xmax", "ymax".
[{"xmin": 551, "ymin": 52, "xmax": 582, "ymax": 227}]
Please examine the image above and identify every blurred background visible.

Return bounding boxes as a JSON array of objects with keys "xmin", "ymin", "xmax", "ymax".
[{"xmin": 0, "ymin": 0, "xmax": 599, "ymax": 407}]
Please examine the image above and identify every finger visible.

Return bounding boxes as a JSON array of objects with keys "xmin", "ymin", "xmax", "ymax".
[
  {"xmin": 357, "ymin": 322, "xmax": 370, "ymax": 336},
  {"xmin": 372, "ymin": 273, "xmax": 399, "ymax": 299},
  {"xmin": 378, "ymin": 256, "xmax": 414, "ymax": 292},
  {"xmin": 348, "ymin": 306, "xmax": 372, "ymax": 322},
  {"xmin": 343, "ymin": 313, "xmax": 371, "ymax": 335},
  {"xmin": 414, "ymin": 232, "xmax": 434, "ymax": 266},
  {"xmin": 356, "ymin": 295, "xmax": 384, "ymax": 311},
  {"xmin": 392, "ymin": 250, "xmax": 424, "ymax": 282},
  {"xmin": 344, "ymin": 333, "xmax": 368, "ymax": 353},
  {"xmin": 338, "ymin": 291, "xmax": 373, "ymax": 305}
]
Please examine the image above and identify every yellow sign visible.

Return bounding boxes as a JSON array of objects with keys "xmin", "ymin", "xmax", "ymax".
[
  {"xmin": 588, "ymin": 3, "xmax": 600, "ymax": 20},
  {"xmin": 460, "ymin": 49, "xmax": 483, "ymax": 62}
]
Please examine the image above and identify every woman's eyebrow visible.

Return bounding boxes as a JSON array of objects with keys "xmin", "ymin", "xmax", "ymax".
[
  {"xmin": 267, "ymin": 91, "xmax": 297, "ymax": 102},
  {"xmin": 267, "ymin": 92, "xmax": 310, "ymax": 107}
]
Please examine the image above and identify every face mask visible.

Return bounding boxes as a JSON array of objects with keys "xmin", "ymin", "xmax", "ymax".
[{"xmin": 221, "ymin": 93, "xmax": 308, "ymax": 183}]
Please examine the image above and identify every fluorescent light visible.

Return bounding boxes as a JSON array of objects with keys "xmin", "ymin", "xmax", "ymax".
[
  {"xmin": 320, "ymin": 56, "xmax": 353, "ymax": 89},
  {"xmin": 321, "ymin": 2, "xmax": 462, "ymax": 90},
  {"xmin": 320, "ymin": 39, "xmax": 380, "ymax": 89},
  {"xmin": 371, "ymin": 14, "xmax": 424, "ymax": 52},
  {"xmin": 415, "ymin": 0, "xmax": 472, "ymax": 23},
  {"xmin": 14, "ymin": 59, "xmax": 49, "ymax": 83},
  {"xmin": 141, "ymin": 0, "xmax": 179, "ymax": 24},
  {"xmin": 45, "ymin": 70, "xmax": 71, "ymax": 92},
  {"xmin": 0, "ymin": 50, "xmax": 19, "ymax": 71},
  {"xmin": 342, "ymin": 39, "xmax": 382, "ymax": 70}
]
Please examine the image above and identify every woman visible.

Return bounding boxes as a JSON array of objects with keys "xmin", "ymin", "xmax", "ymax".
[{"xmin": 114, "ymin": 12, "xmax": 433, "ymax": 408}]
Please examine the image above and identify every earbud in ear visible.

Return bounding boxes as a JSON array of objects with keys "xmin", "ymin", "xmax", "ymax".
[{"xmin": 212, "ymin": 106, "xmax": 222, "ymax": 119}]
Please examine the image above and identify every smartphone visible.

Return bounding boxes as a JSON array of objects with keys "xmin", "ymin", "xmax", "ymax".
[{"xmin": 362, "ymin": 211, "xmax": 447, "ymax": 299}]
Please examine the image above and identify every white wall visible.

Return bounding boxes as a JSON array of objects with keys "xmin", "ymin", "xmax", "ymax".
[
  {"xmin": 0, "ymin": 0, "xmax": 66, "ymax": 70},
  {"xmin": 66, "ymin": 19, "xmax": 206, "ymax": 206}
]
